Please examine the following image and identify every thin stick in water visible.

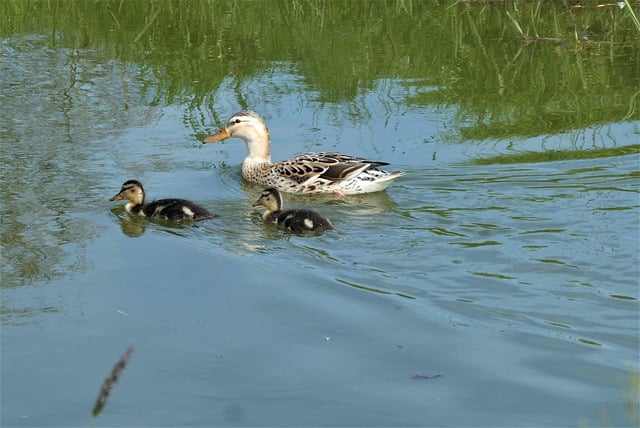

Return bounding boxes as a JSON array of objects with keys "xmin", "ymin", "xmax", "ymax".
[{"xmin": 92, "ymin": 346, "xmax": 134, "ymax": 418}]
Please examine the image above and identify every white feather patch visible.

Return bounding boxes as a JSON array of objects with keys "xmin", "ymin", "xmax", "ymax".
[
  {"xmin": 303, "ymin": 218, "xmax": 314, "ymax": 229},
  {"xmin": 182, "ymin": 206, "xmax": 195, "ymax": 218}
]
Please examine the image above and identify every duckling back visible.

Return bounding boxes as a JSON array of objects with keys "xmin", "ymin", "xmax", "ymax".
[
  {"xmin": 269, "ymin": 208, "xmax": 333, "ymax": 234},
  {"xmin": 143, "ymin": 198, "xmax": 216, "ymax": 221}
]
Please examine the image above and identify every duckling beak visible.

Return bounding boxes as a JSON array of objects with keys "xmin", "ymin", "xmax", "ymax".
[
  {"xmin": 203, "ymin": 127, "xmax": 230, "ymax": 144},
  {"xmin": 110, "ymin": 193, "xmax": 124, "ymax": 201},
  {"xmin": 252, "ymin": 199, "xmax": 261, "ymax": 207}
]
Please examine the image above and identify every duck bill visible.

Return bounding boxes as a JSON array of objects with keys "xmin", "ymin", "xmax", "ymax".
[
  {"xmin": 110, "ymin": 193, "xmax": 124, "ymax": 201},
  {"xmin": 203, "ymin": 127, "xmax": 230, "ymax": 144}
]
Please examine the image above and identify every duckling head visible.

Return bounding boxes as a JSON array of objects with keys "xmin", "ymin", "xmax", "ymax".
[
  {"xmin": 111, "ymin": 180, "xmax": 145, "ymax": 208},
  {"xmin": 252, "ymin": 187, "xmax": 282, "ymax": 214}
]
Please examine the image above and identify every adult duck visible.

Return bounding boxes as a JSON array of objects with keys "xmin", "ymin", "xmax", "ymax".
[{"xmin": 203, "ymin": 110, "xmax": 403, "ymax": 195}]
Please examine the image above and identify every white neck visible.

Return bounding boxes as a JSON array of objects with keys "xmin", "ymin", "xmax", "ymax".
[
  {"xmin": 240, "ymin": 126, "xmax": 272, "ymax": 177},
  {"xmin": 241, "ymin": 127, "xmax": 271, "ymax": 163}
]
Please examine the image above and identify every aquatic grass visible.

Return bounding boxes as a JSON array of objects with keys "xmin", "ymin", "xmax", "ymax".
[
  {"xmin": 610, "ymin": 294, "xmax": 638, "ymax": 300},
  {"xmin": 0, "ymin": 0, "xmax": 637, "ymax": 140},
  {"xmin": 520, "ymin": 228, "xmax": 567, "ymax": 234},
  {"xmin": 624, "ymin": 0, "xmax": 640, "ymax": 32},
  {"xmin": 627, "ymin": 368, "xmax": 640, "ymax": 425},
  {"xmin": 451, "ymin": 240, "xmax": 502, "ymax": 247},
  {"xmin": 579, "ymin": 365, "xmax": 640, "ymax": 428},
  {"xmin": 471, "ymin": 271, "xmax": 517, "ymax": 280},
  {"xmin": 578, "ymin": 338, "xmax": 602, "ymax": 347},
  {"xmin": 472, "ymin": 144, "xmax": 640, "ymax": 165},
  {"xmin": 439, "ymin": 1, "xmax": 640, "ymax": 139},
  {"xmin": 335, "ymin": 278, "xmax": 416, "ymax": 299}
]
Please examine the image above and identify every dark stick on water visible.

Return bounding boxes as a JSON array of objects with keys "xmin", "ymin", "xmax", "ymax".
[
  {"xmin": 92, "ymin": 346, "xmax": 134, "ymax": 418},
  {"xmin": 411, "ymin": 373, "xmax": 444, "ymax": 380}
]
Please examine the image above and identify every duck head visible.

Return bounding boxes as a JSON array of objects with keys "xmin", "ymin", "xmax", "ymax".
[
  {"xmin": 203, "ymin": 110, "xmax": 271, "ymax": 163},
  {"xmin": 111, "ymin": 180, "xmax": 145, "ymax": 206},
  {"xmin": 252, "ymin": 187, "xmax": 283, "ymax": 212}
]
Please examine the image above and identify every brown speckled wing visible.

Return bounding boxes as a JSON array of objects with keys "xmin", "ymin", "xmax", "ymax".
[{"xmin": 274, "ymin": 152, "xmax": 389, "ymax": 183}]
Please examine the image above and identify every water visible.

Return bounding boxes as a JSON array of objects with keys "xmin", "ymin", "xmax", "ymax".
[{"xmin": 2, "ymin": 4, "xmax": 639, "ymax": 427}]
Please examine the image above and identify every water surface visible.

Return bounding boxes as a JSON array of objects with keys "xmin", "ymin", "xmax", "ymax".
[{"xmin": 1, "ymin": 2, "xmax": 639, "ymax": 427}]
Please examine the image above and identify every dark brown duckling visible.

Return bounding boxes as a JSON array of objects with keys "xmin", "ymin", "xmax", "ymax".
[
  {"xmin": 253, "ymin": 187, "xmax": 333, "ymax": 233},
  {"xmin": 110, "ymin": 180, "xmax": 215, "ymax": 221}
]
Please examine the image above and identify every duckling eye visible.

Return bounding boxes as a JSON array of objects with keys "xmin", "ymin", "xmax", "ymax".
[{"xmin": 234, "ymin": 119, "xmax": 241, "ymax": 124}]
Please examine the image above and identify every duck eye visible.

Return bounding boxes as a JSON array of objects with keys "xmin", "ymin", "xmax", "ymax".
[{"xmin": 234, "ymin": 119, "xmax": 241, "ymax": 124}]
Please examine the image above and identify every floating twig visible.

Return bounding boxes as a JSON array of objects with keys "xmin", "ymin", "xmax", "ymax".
[
  {"xmin": 411, "ymin": 373, "xmax": 444, "ymax": 380},
  {"xmin": 92, "ymin": 346, "xmax": 134, "ymax": 418}
]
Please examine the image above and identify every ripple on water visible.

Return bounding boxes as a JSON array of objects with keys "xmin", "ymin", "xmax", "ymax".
[
  {"xmin": 206, "ymin": 164, "xmax": 246, "ymax": 199},
  {"xmin": 321, "ymin": 159, "xmax": 639, "ymax": 351}
]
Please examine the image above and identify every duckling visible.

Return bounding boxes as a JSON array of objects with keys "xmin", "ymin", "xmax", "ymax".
[
  {"xmin": 253, "ymin": 187, "xmax": 333, "ymax": 234},
  {"xmin": 110, "ymin": 180, "xmax": 216, "ymax": 221},
  {"xmin": 203, "ymin": 110, "xmax": 404, "ymax": 195}
]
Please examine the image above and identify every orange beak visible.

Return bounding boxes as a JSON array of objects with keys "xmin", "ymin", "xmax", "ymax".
[
  {"xmin": 203, "ymin": 127, "xmax": 231, "ymax": 144},
  {"xmin": 110, "ymin": 193, "xmax": 124, "ymax": 201}
]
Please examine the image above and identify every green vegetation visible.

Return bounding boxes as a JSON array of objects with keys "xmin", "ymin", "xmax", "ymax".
[
  {"xmin": 1, "ymin": 0, "xmax": 638, "ymax": 139},
  {"xmin": 628, "ymin": 368, "xmax": 640, "ymax": 426},
  {"xmin": 472, "ymin": 143, "xmax": 640, "ymax": 164}
]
